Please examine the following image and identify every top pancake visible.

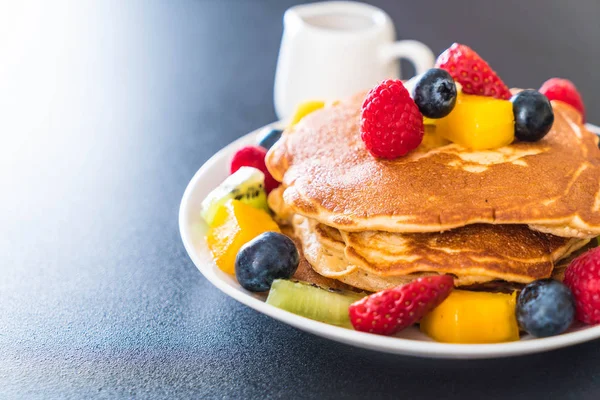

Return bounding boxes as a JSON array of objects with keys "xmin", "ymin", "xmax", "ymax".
[{"xmin": 266, "ymin": 93, "xmax": 600, "ymax": 236}]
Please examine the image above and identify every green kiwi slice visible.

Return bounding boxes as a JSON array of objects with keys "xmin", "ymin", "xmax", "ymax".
[
  {"xmin": 266, "ymin": 279, "xmax": 366, "ymax": 328},
  {"xmin": 201, "ymin": 167, "xmax": 269, "ymax": 225}
]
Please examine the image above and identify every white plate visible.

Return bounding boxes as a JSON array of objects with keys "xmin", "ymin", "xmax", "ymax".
[{"xmin": 180, "ymin": 122, "xmax": 600, "ymax": 359}]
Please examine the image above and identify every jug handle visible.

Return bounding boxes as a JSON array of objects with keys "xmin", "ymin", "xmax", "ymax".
[{"xmin": 380, "ymin": 40, "xmax": 435, "ymax": 78}]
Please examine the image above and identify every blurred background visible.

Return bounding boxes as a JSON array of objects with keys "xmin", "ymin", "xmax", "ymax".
[{"xmin": 2, "ymin": 1, "xmax": 600, "ymax": 398}]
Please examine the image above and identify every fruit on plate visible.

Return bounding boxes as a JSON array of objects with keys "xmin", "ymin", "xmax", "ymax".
[
  {"xmin": 516, "ymin": 279, "xmax": 575, "ymax": 337},
  {"xmin": 360, "ymin": 79, "xmax": 424, "ymax": 159},
  {"xmin": 419, "ymin": 125, "xmax": 450, "ymax": 151},
  {"xmin": 510, "ymin": 90, "xmax": 554, "ymax": 142},
  {"xmin": 435, "ymin": 92, "xmax": 514, "ymax": 150},
  {"xmin": 235, "ymin": 232, "xmax": 300, "ymax": 292},
  {"xmin": 257, "ymin": 127, "xmax": 283, "ymax": 150},
  {"xmin": 403, "ymin": 74, "xmax": 438, "ymax": 126},
  {"xmin": 564, "ymin": 247, "xmax": 600, "ymax": 324},
  {"xmin": 435, "ymin": 42, "xmax": 512, "ymax": 100},
  {"xmin": 539, "ymin": 77, "xmax": 585, "ymax": 121},
  {"xmin": 404, "ymin": 72, "xmax": 449, "ymax": 125},
  {"xmin": 200, "ymin": 166, "xmax": 269, "ymax": 226},
  {"xmin": 206, "ymin": 199, "xmax": 280, "ymax": 274},
  {"xmin": 348, "ymin": 275, "xmax": 453, "ymax": 335},
  {"xmin": 402, "ymin": 72, "xmax": 423, "ymax": 95},
  {"xmin": 230, "ymin": 145, "xmax": 279, "ymax": 194},
  {"xmin": 420, "ymin": 290, "xmax": 519, "ymax": 343},
  {"xmin": 411, "ymin": 68, "xmax": 457, "ymax": 119},
  {"xmin": 266, "ymin": 279, "xmax": 366, "ymax": 328},
  {"xmin": 289, "ymin": 100, "xmax": 325, "ymax": 126}
]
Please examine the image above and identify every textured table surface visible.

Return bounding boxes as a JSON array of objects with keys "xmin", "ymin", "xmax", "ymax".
[{"xmin": 2, "ymin": 1, "xmax": 600, "ymax": 398}]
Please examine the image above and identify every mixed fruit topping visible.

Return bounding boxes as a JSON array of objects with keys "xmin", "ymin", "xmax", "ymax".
[
  {"xmin": 360, "ymin": 79, "xmax": 424, "ymax": 158},
  {"xmin": 200, "ymin": 167, "xmax": 269, "ymax": 225},
  {"xmin": 421, "ymin": 290, "xmax": 519, "ymax": 343},
  {"xmin": 540, "ymin": 78, "xmax": 586, "ymax": 121},
  {"xmin": 511, "ymin": 90, "xmax": 554, "ymax": 142},
  {"xmin": 267, "ymin": 279, "xmax": 365, "ymax": 328},
  {"xmin": 435, "ymin": 43, "xmax": 512, "ymax": 100},
  {"xmin": 198, "ymin": 42, "xmax": 596, "ymax": 344},
  {"xmin": 257, "ymin": 127, "xmax": 283, "ymax": 150},
  {"xmin": 411, "ymin": 68, "xmax": 457, "ymax": 119},
  {"xmin": 564, "ymin": 247, "xmax": 600, "ymax": 325},
  {"xmin": 230, "ymin": 145, "xmax": 279, "ymax": 194},
  {"xmin": 516, "ymin": 279, "xmax": 575, "ymax": 338},
  {"xmin": 289, "ymin": 100, "xmax": 325, "ymax": 126},
  {"xmin": 435, "ymin": 92, "xmax": 514, "ymax": 150},
  {"xmin": 360, "ymin": 42, "xmax": 585, "ymax": 157},
  {"xmin": 206, "ymin": 198, "xmax": 280, "ymax": 274},
  {"xmin": 236, "ymin": 232, "xmax": 299, "ymax": 292},
  {"xmin": 349, "ymin": 275, "xmax": 453, "ymax": 335}
]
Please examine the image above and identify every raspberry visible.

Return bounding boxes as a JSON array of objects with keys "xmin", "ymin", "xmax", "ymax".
[
  {"xmin": 539, "ymin": 78, "xmax": 585, "ymax": 121},
  {"xmin": 435, "ymin": 43, "xmax": 512, "ymax": 100},
  {"xmin": 360, "ymin": 79, "xmax": 424, "ymax": 159},
  {"xmin": 230, "ymin": 145, "xmax": 279, "ymax": 193},
  {"xmin": 564, "ymin": 247, "xmax": 600, "ymax": 324},
  {"xmin": 348, "ymin": 275, "xmax": 454, "ymax": 335}
]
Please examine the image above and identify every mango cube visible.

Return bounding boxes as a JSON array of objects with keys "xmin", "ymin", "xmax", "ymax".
[
  {"xmin": 289, "ymin": 100, "xmax": 325, "ymax": 126},
  {"xmin": 206, "ymin": 199, "xmax": 280, "ymax": 274},
  {"xmin": 435, "ymin": 93, "xmax": 514, "ymax": 150},
  {"xmin": 420, "ymin": 290, "xmax": 520, "ymax": 344}
]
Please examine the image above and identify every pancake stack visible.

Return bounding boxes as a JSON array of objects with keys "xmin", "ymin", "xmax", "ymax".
[{"xmin": 266, "ymin": 93, "xmax": 600, "ymax": 292}]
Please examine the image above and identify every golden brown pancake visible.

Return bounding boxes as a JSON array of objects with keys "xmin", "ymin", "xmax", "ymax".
[
  {"xmin": 339, "ymin": 223, "xmax": 588, "ymax": 283},
  {"xmin": 280, "ymin": 225, "xmax": 353, "ymax": 290},
  {"xmin": 266, "ymin": 95, "xmax": 600, "ymax": 237},
  {"xmin": 293, "ymin": 216, "xmax": 588, "ymax": 292},
  {"xmin": 268, "ymin": 186, "xmax": 295, "ymax": 226},
  {"xmin": 552, "ymin": 239, "xmax": 597, "ymax": 281},
  {"xmin": 293, "ymin": 216, "xmax": 427, "ymax": 292}
]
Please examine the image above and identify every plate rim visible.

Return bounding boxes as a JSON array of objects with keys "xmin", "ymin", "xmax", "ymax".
[{"xmin": 179, "ymin": 122, "xmax": 600, "ymax": 359}]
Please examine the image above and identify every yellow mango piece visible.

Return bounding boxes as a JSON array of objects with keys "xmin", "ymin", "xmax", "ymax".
[
  {"xmin": 435, "ymin": 93, "xmax": 514, "ymax": 150},
  {"xmin": 289, "ymin": 100, "xmax": 325, "ymax": 126},
  {"xmin": 423, "ymin": 117, "xmax": 436, "ymax": 126},
  {"xmin": 420, "ymin": 290, "xmax": 520, "ymax": 344},
  {"xmin": 206, "ymin": 199, "xmax": 280, "ymax": 274},
  {"xmin": 419, "ymin": 125, "xmax": 450, "ymax": 151}
]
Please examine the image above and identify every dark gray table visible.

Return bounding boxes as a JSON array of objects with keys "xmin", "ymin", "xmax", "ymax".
[{"xmin": 2, "ymin": 1, "xmax": 600, "ymax": 398}]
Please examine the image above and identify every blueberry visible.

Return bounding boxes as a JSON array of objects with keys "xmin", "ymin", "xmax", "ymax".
[
  {"xmin": 235, "ymin": 232, "xmax": 299, "ymax": 292},
  {"xmin": 511, "ymin": 90, "xmax": 554, "ymax": 142},
  {"xmin": 412, "ymin": 68, "xmax": 457, "ymax": 119},
  {"xmin": 516, "ymin": 279, "xmax": 575, "ymax": 337},
  {"xmin": 257, "ymin": 128, "xmax": 283, "ymax": 150}
]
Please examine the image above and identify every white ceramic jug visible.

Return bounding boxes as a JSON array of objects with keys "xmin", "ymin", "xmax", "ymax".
[{"xmin": 274, "ymin": 1, "xmax": 435, "ymax": 120}]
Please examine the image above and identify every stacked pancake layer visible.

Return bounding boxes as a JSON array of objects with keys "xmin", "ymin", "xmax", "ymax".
[
  {"xmin": 291, "ymin": 214, "xmax": 588, "ymax": 292},
  {"xmin": 266, "ymin": 93, "xmax": 600, "ymax": 292}
]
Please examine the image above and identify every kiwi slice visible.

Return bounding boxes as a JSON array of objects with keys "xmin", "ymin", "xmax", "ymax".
[
  {"xmin": 266, "ymin": 279, "xmax": 366, "ymax": 328},
  {"xmin": 201, "ymin": 167, "xmax": 269, "ymax": 226}
]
